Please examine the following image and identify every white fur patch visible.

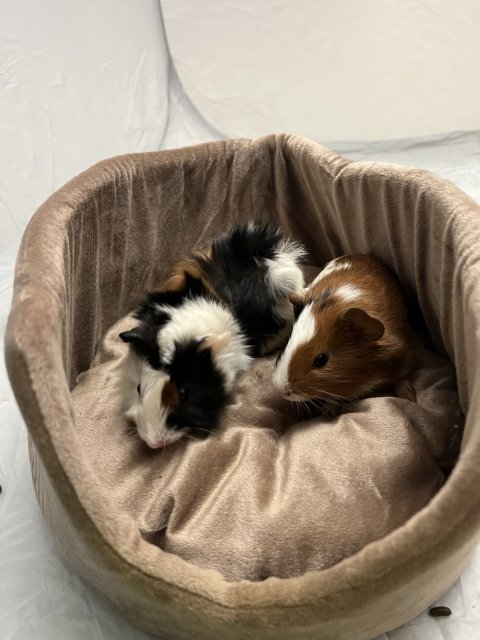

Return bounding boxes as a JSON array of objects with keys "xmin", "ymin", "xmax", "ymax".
[
  {"xmin": 335, "ymin": 283, "xmax": 362, "ymax": 302},
  {"xmin": 156, "ymin": 297, "xmax": 252, "ymax": 391},
  {"xmin": 265, "ymin": 238, "xmax": 306, "ymax": 322},
  {"xmin": 310, "ymin": 258, "xmax": 352, "ymax": 287},
  {"xmin": 122, "ymin": 353, "xmax": 179, "ymax": 448},
  {"xmin": 273, "ymin": 303, "xmax": 316, "ymax": 392}
]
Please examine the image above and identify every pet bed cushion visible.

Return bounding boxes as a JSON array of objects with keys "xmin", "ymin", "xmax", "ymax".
[
  {"xmin": 5, "ymin": 134, "xmax": 480, "ymax": 640},
  {"xmin": 72, "ymin": 287, "xmax": 460, "ymax": 583}
]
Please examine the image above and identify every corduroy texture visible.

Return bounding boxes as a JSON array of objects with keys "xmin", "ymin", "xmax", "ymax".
[{"xmin": 5, "ymin": 134, "xmax": 480, "ymax": 640}]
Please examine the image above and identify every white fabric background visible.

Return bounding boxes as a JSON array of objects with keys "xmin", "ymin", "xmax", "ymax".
[
  {"xmin": 162, "ymin": 0, "xmax": 480, "ymax": 141},
  {"xmin": 1, "ymin": 1, "xmax": 479, "ymax": 638}
]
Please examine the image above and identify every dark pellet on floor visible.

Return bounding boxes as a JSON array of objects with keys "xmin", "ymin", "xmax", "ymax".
[{"xmin": 429, "ymin": 606, "xmax": 452, "ymax": 617}]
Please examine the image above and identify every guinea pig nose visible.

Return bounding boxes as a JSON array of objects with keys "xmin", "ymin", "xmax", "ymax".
[
  {"xmin": 150, "ymin": 438, "xmax": 168, "ymax": 449},
  {"xmin": 283, "ymin": 382, "xmax": 293, "ymax": 396}
]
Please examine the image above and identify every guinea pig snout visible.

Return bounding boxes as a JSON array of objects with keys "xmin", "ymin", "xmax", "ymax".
[
  {"xmin": 272, "ymin": 363, "xmax": 293, "ymax": 397},
  {"xmin": 282, "ymin": 382, "xmax": 293, "ymax": 397},
  {"xmin": 146, "ymin": 432, "xmax": 184, "ymax": 449},
  {"xmin": 273, "ymin": 371, "xmax": 308, "ymax": 402},
  {"xmin": 275, "ymin": 380, "xmax": 293, "ymax": 398}
]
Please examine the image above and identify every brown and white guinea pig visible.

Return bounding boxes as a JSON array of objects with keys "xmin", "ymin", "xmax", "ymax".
[
  {"xmin": 119, "ymin": 223, "xmax": 306, "ymax": 448},
  {"xmin": 272, "ymin": 254, "xmax": 416, "ymax": 408}
]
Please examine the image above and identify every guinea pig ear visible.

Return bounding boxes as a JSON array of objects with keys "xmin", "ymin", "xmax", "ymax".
[
  {"xmin": 343, "ymin": 308, "xmax": 385, "ymax": 341},
  {"xmin": 289, "ymin": 291, "xmax": 306, "ymax": 318},
  {"xmin": 196, "ymin": 332, "xmax": 231, "ymax": 354},
  {"xmin": 289, "ymin": 291, "xmax": 305, "ymax": 307},
  {"xmin": 119, "ymin": 328, "xmax": 145, "ymax": 345},
  {"xmin": 119, "ymin": 323, "xmax": 160, "ymax": 367}
]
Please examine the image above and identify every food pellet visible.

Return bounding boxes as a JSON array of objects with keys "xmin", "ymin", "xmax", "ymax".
[{"xmin": 429, "ymin": 606, "xmax": 452, "ymax": 617}]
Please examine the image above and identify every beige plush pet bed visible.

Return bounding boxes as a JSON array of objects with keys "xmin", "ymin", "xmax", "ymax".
[{"xmin": 5, "ymin": 134, "xmax": 480, "ymax": 640}]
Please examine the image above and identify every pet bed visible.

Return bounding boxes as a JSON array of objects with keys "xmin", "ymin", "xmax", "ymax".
[{"xmin": 5, "ymin": 134, "xmax": 480, "ymax": 640}]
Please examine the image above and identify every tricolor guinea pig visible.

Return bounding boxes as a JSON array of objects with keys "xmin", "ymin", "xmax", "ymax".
[
  {"xmin": 272, "ymin": 254, "xmax": 416, "ymax": 409},
  {"xmin": 120, "ymin": 293, "xmax": 251, "ymax": 448},
  {"xmin": 120, "ymin": 223, "xmax": 306, "ymax": 448}
]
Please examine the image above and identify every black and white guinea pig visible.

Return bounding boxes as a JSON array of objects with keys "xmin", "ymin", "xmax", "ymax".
[{"xmin": 119, "ymin": 223, "xmax": 306, "ymax": 448}]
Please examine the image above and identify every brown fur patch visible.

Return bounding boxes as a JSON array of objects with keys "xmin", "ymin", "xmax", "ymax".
[
  {"xmin": 159, "ymin": 255, "xmax": 221, "ymax": 300},
  {"xmin": 159, "ymin": 258, "xmax": 204, "ymax": 292},
  {"xmin": 161, "ymin": 380, "xmax": 179, "ymax": 407}
]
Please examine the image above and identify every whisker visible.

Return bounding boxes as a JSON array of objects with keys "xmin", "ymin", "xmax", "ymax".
[
  {"xmin": 319, "ymin": 390, "xmax": 349, "ymax": 401},
  {"xmin": 183, "ymin": 434, "xmax": 200, "ymax": 442},
  {"xmin": 319, "ymin": 398, "xmax": 343, "ymax": 408},
  {"xmin": 307, "ymin": 399, "xmax": 326, "ymax": 409},
  {"xmin": 192, "ymin": 427, "xmax": 217, "ymax": 436},
  {"xmin": 300, "ymin": 388, "xmax": 347, "ymax": 407},
  {"xmin": 298, "ymin": 400, "xmax": 312, "ymax": 417},
  {"xmin": 293, "ymin": 382, "xmax": 349, "ymax": 404}
]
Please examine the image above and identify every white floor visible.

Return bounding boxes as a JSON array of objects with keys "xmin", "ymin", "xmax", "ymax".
[{"xmin": 2, "ymin": 2, "xmax": 480, "ymax": 637}]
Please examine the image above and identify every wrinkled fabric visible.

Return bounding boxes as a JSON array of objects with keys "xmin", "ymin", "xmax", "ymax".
[
  {"xmin": 72, "ymin": 299, "xmax": 461, "ymax": 581},
  {"xmin": 5, "ymin": 134, "xmax": 480, "ymax": 640}
]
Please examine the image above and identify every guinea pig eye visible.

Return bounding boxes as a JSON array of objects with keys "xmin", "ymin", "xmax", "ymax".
[
  {"xmin": 313, "ymin": 353, "xmax": 329, "ymax": 368},
  {"xmin": 178, "ymin": 387, "xmax": 189, "ymax": 403},
  {"xmin": 136, "ymin": 384, "xmax": 141, "ymax": 395}
]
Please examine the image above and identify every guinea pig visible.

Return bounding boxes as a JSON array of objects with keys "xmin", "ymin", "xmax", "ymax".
[
  {"xmin": 272, "ymin": 254, "xmax": 416, "ymax": 409},
  {"xmin": 120, "ymin": 295, "xmax": 252, "ymax": 448},
  {"xmin": 161, "ymin": 222, "xmax": 307, "ymax": 355},
  {"xmin": 120, "ymin": 222, "xmax": 306, "ymax": 448}
]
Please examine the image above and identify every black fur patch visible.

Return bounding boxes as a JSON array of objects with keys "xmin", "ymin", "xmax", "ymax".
[
  {"xmin": 197, "ymin": 223, "xmax": 289, "ymax": 355},
  {"xmin": 119, "ymin": 319, "xmax": 164, "ymax": 369},
  {"xmin": 319, "ymin": 288, "xmax": 333, "ymax": 310},
  {"xmin": 134, "ymin": 273, "xmax": 208, "ymax": 322},
  {"xmin": 165, "ymin": 340, "xmax": 227, "ymax": 436},
  {"xmin": 122, "ymin": 274, "xmax": 210, "ymax": 369},
  {"xmin": 292, "ymin": 300, "xmax": 305, "ymax": 320},
  {"xmin": 274, "ymin": 342, "xmax": 286, "ymax": 366}
]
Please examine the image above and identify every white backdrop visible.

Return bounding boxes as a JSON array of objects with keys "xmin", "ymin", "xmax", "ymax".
[
  {"xmin": 1, "ymin": 2, "xmax": 480, "ymax": 639},
  {"xmin": 163, "ymin": 0, "xmax": 480, "ymax": 141}
]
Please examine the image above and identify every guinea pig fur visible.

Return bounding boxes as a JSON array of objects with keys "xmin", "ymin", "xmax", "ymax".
[
  {"xmin": 120, "ymin": 296, "xmax": 251, "ymax": 448},
  {"xmin": 180, "ymin": 222, "xmax": 306, "ymax": 355},
  {"xmin": 273, "ymin": 254, "xmax": 416, "ymax": 407},
  {"xmin": 120, "ymin": 222, "xmax": 306, "ymax": 448}
]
